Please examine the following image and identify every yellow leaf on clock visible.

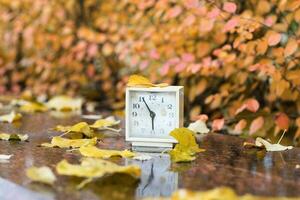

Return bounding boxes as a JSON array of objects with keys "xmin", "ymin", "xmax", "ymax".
[
  {"xmin": 41, "ymin": 137, "xmax": 97, "ymax": 148},
  {"xmin": 169, "ymin": 128, "xmax": 205, "ymax": 162},
  {"xmin": 0, "ymin": 111, "xmax": 22, "ymax": 123},
  {"xmin": 127, "ymin": 75, "xmax": 168, "ymax": 88},
  {"xmin": 56, "ymin": 158, "xmax": 141, "ymax": 189},
  {"xmin": 79, "ymin": 145, "xmax": 135, "ymax": 158},
  {"xmin": 26, "ymin": 166, "xmax": 56, "ymax": 185},
  {"xmin": 0, "ymin": 133, "xmax": 28, "ymax": 141}
]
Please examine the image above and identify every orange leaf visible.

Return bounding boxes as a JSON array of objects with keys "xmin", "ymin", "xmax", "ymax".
[
  {"xmin": 256, "ymin": 39, "xmax": 268, "ymax": 55},
  {"xmin": 284, "ymin": 38, "xmax": 298, "ymax": 57},
  {"xmin": 275, "ymin": 112, "xmax": 289, "ymax": 130},
  {"xmin": 234, "ymin": 119, "xmax": 247, "ymax": 134},
  {"xmin": 267, "ymin": 32, "xmax": 281, "ymax": 46},
  {"xmin": 212, "ymin": 118, "xmax": 224, "ymax": 131},
  {"xmin": 249, "ymin": 116, "xmax": 264, "ymax": 135}
]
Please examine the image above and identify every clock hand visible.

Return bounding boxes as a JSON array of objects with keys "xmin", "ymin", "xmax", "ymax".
[
  {"xmin": 142, "ymin": 97, "xmax": 151, "ymax": 113},
  {"xmin": 142, "ymin": 97, "xmax": 156, "ymax": 130}
]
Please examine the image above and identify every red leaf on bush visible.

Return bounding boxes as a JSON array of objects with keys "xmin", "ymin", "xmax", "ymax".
[
  {"xmin": 275, "ymin": 112, "xmax": 289, "ymax": 130},
  {"xmin": 212, "ymin": 118, "xmax": 224, "ymax": 131},
  {"xmin": 175, "ymin": 62, "xmax": 186, "ymax": 72},
  {"xmin": 223, "ymin": 2, "xmax": 237, "ymax": 13},
  {"xmin": 182, "ymin": 53, "xmax": 195, "ymax": 63},
  {"xmin": 184, "ymin": 0, "xmax": 199, "ymax": 9},
  {"xmin": 207, "ymin": 8, "xmax": 220, "ymax": 19},
  {"xmin": 249, "ymin": 116, "xmax": 264, "ymax": 135},
  {"xmin": 167, "ymin": 6, "xmax": 182, "ymax": 19},
  {"xmin": 235, "ymin": 98, "xmax": 260, "ymax": 115},
  {"xmin": 223, "ymin": 18, "xmax": 239, "ymax": 32},
  {"xmin": 234, "ymin": 119, "xmax": 247, "ymax": 134},
  {"xmin": 267, "ymin": 32, "xmax": 281, "ymax": 46},
  {"xmin": 160, "ymin": 63, "xmax": 170, "ymax": 76},
  {"xmin": 183, "ymin": 14, "xmax": 196, "ymax": 26}
]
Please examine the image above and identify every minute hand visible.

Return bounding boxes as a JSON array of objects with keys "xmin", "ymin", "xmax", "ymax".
[{"xmin": 142, "ymin": 97, "xmax": 156, "ymax": 130}]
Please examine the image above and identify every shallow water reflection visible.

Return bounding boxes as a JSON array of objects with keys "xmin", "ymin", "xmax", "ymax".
[{"xmin": 126, "ymin": 153, "xmax": 178, "ymax": 198}]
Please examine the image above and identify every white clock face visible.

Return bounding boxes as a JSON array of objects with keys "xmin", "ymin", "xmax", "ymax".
[{"xmin": 128, "ymin": 91, "xmax": 177, "ymax": 139}]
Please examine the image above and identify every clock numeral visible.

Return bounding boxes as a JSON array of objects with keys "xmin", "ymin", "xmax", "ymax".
[
  {"xmin": 133, "ymin": 103, "xmax": 140, "ymax": 109},
  {"xmin": 167, "ymin": 104, "xmax": 173, "ymax": 109},
  {"xmin": 133, "ymin": 120, "xmax": 139, "ymax": 126},
  {"xmin": 160, "ymin": 129, "xmax": 165, "ymax": 134},
  {"xmin": 139, "ymin": 97, "xmax": 143, "ymax": 102},
  {"xmin": 167, "ymin": 121, "xmax": 172, "ymax": 127},
  {"xmin": 149, "ymin": 94, "xmax": 157, "ymax": 101},
  {"xmin": 161, "ymin": 97, "xmax": 164, "ymax": 103},
  {"xmin": 169, "ymin": 112, "xmax": 175, "ymax": 118},
  {"xmin": 150, "ymin": 130, "xmax": 155, "ymax": 134},
  {"xmin": 132, "ymin": 111, "xmax": 138, "ymax": 117}
]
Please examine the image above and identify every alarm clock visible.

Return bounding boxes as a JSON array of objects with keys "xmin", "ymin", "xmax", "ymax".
[{"xmin": 125, "ymin": 86, "xmax": 184, "ymax": 151}]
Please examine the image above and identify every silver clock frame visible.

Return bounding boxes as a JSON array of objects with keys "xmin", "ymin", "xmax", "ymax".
[{"xmin": 125, "ymin": 86, "xmax": 184, "ymax": 148}]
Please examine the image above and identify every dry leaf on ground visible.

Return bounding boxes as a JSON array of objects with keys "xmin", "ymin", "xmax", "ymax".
[
  {"xmin": 20, "ymin": 102, "xmax": 48, "ymax": 113},
  {"xmin": 244, "ymin": 130, "xmax": 293, "ymax": 152},
  {"xmin": 26, "ymin": 166, "xmax": 56, "ymax": 185},
  {"xmin": 56, "ymin": 158, "xmax": 141, "ymax": 189},
  {"xmin": 41, "ymin": 137, "xmax": 97, "ymax": 148},
  {"xmin": 0, "ymin": 133, "xmax": 28, "ymax": 141},
  {"xmin": 127, "ymin": 75, "xmax": 168, "ymax": 87},
  {"xmin": 169, "ymin": 128, "xmax": 205, "ymax": 162},
  {"xmin": 79, "ymin": 145, "xmax": 135, "ymax": 159},
  {"xmin": 90, "ymin": 116, "xmax": 120, "ymax": 129},
  {"xmin": 0, "ymin": 111, "xmax": 22, "ymax": 123},
  {"xmin": 255, "ymin": 137, "xmax": 293, "ymax": 152},
  {"xmin": 55, "ymin": 122, "xmax": 95, "ymax": 138},
  {"xmin": 46, "ymin": 96, "xmax": 83, "ymax": 111},
  {"xmin": 0, "ymin": 154, "xmax": 12, "ymax": 163},
  {"xmin": 187, "ymin": 120, "xmax": 210, "ymax": 134}
]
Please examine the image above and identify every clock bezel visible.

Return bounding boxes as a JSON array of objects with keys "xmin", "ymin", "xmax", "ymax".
[{"xmin": 125, "ymin": 86, "xmax": 184, "ymax": 145}]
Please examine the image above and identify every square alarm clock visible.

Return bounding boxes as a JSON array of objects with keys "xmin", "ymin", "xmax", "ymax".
[{"xmin": 125, "ymin": 86, "xmax": 184, "ymax": 151}]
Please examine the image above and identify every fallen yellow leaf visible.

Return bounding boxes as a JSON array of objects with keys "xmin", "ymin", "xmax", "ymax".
[
  {"xmin": 169, "ymin": 187, "xmax": 299, "ymax": 200},
  {"xmin": 127, "ymin": 75, "xmax": 168, "ymax": 88},
  {"xmin": 56, "ymin": 158, "xmax": 141, "ymax": 189},
  {"xmin": 26, "ymin": 166, "xmax": 56, "ymax": 185},
  {"xmin": 20, "ymin": 102, "xmax": 48, "ymax": 113},
  {"xmin": 169, "ymin": 128, "xmax": 205, "ymax": 162},
  {"xmin": 46, "ymin": 96, "xmax": 82, "ymax": 111},
  {"xmin": 56, "ymin": 122, "xmax": 95, "ymax": 138},
  {"xmin": 0, "ymin": 111, "xmax": 22, "ymax": 123},
  {"xmin": 90, "ymin": 116, "xmax": 120, "ymax": 129},
  {"xmin": 41, "ymin": 137, "xmax": 97, "ymax": 148},
  {"xmin": 0, "ymin": 133, "xmax": 28, "ymax": 141},
  {"xmin": 79, "ymin": 145, "xmax": 135, "ymax": 159}
]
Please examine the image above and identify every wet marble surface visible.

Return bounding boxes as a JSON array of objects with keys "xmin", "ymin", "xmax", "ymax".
[{"xmin": 0, "ymin": 112, "xmax": 300, "ymax": 200}]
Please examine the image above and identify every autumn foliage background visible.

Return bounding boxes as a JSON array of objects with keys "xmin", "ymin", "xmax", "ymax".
[{"xmin": 1, "ymin": 0, "xmax": 300, "ymax": 143}]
